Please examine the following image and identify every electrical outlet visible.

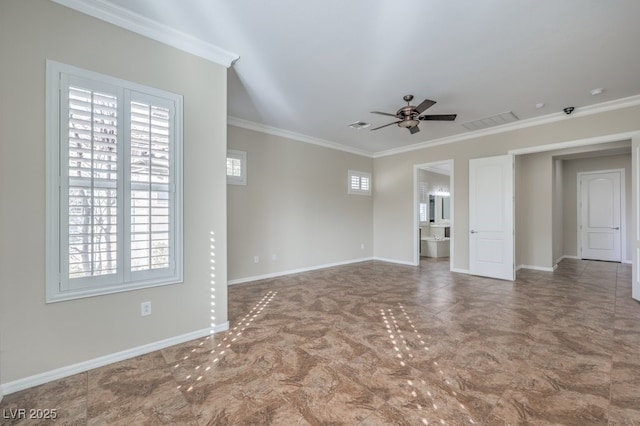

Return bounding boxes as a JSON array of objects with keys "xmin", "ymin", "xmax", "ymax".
[
  {"xmin": 254, "ymin": 256, "xmax": 260, "ymax": 263},
  {"xmin": 141, "ymin": 301, "xmax": 152, "ymax": 316},
  {"xmin": 272, "ymin": 254, "xmax": 277, "ymax": 261},
  {"xmin": 361, "ymin": 243, "xmax": 365, "ymax": 250}
]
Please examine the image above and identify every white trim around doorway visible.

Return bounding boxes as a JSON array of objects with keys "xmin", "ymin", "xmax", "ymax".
[{"xmin": 413, "ymin": 160, "xmax": 454, "ymax": 269}]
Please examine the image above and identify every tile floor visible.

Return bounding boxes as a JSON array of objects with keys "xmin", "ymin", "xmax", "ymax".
[{"xmin": 1, "ymin": 258, "xmax": 639, "ymax": 425}]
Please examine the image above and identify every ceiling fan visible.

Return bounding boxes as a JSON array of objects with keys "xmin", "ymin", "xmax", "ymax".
[{"xmin": 370, "ymin": 95, "xmax": 457, "ymax": 134}]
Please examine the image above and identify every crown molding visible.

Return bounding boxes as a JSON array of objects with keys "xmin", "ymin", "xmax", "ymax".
[
  {"xmin": 230, "ymin": 94, "xmax": 640, "ymax": 159},
  {"xmin": 373, "ymin": 94, "xmax": 640, "ymax": 158},
  {"xmin": 508, "ymin": 131, "xmax": 638, "ymax": 156},
  {"xmin": 419, "ymin": 165, "xmax": 451, "ymax": 176},
  {"xmin": 49, "ymin": 0, "xmax": 640, "ymax": 155},
  {"xmin": 50, "ymin": 0, "xmax": 239, "ymax": 68},
  {"xmin": 227, "ymin": 116, "xmax": 374, "ymax": 157}
]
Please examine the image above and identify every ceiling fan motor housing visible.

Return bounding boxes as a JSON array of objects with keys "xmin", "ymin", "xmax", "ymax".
[{"xmin": 397, "ymin": 105, "xmax": 419, "ymax": 128}]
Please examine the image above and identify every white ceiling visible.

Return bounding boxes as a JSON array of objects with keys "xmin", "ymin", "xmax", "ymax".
[{"xmin": 72, "ymin": 0, "xmax": 640, "ymax": 155}]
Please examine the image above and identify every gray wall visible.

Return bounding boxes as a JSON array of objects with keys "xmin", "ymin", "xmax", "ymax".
[
  {"xmin": 516, "ymin": 152, "xmax": 554, "ymax": 269},
  {"xmin": 2, "ymin": 0, "xmax": 640, "ymax": 393},
  {"xmin": 418, "ymin": 169, "xmax": 451, "ymax": 199},
  {"xmin": 227, "ymin": 125, "xmax": 373, "ymax": 282},
  {"xmin": 516, "ymin": 144, "xmax": 631, "ymax": 269},
  {"xmin": 0, "ymin": 0, "xmax": 228, "ymax": 384},
  {"xmin": 553, "ymin": 159, "xmax": 565, "ymax": 265},
  {"xmin": 374, "ymin": 107, "xmax": 640, "ymax": 271}
]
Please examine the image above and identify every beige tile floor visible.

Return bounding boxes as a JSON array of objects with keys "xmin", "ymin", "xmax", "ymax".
[{"xmin": 1, "ymin": 258, "xmax": 639, "ymax": 425}]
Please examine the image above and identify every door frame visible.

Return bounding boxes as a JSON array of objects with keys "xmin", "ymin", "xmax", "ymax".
[
  {"xmin": 633, "ymin": 135, "xmax": 640, "ymax": 301},
  {"xmin": 413, "ymin": 160, "xmax": 454, "ymax": 268},
  {"xmin": 509, "ymin": 130, "xmax": 640, "ymax": 302},
  {"xmin": 576, "ymin": 168, "xmax": 625, "ymax": 262}
]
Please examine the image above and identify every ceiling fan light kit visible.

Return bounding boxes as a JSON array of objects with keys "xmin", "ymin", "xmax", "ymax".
[
  {"xmin": 398, "ymin": 119, "xmax": 419, "ymax": 128},
  {"xmin": 370, "ymin": 95, "xmax": 457, "ymax": 134}
]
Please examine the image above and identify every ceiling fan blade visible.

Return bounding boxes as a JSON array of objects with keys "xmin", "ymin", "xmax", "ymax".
[
  {"xmin": 409, "ymin": 126, "xmax": 420, "ymax": 135},
  {"xmin": 370, "ymin": 121, "xmax": 401, "ymax": 131},
  {"xmin": 418, "ymin": 114, "xmax": 457, "ymax": 121},
  {"xmin": 371, "ymin": 111, "xmax": 398, "ymax": 118},
  {"xmin": 414, "ymin": 99, "xmax": 436, "ymax": 114}
]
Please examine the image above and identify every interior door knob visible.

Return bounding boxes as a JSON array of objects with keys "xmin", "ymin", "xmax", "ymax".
[
  {"xmin": 470, "ymin": 230, "xmax": 478, "ymax": 234},
  {"xmin": 612, "ymin": 227, "xmax": 620, "ymax": 230}
]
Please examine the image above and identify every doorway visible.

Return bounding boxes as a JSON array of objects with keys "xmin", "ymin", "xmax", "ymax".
[
  {"xmin": 578, "ymin": 169, "xmax": 624, "ymax": 262},
  {"xmin": 509, "ymin": 132, "xmax": 639, "ymax": 302},
  {"xmin": 413, "ymin": 160, "xmax": 453, "ymax": 268}
]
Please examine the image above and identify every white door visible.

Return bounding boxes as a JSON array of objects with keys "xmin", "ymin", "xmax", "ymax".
[
  {"xmin": 579, "ymin": 171, "xmax": 621, "ymax": 262},
  {"xmin": 469, "ymin": 155, "xmax": 514, "ymax": 281}
]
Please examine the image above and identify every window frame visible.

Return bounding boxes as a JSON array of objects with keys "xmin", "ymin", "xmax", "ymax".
[
  {"xmin": 46, "ymin": 60, "xmax": 184, "ymax": 302},
  {"xmin": 226, "ymin": 149, "xmax": 247, "ymax": 185},
  {"xmin": 419, "ymin": 182, "xmax": 429, "ymax": 225},
  {"xmin": 419, "ymin": 202, "xmax": 429, "ymax": 224},
  {"xmin": 347, "ymin": 170, "xmax": 372, "ymax": 196}
]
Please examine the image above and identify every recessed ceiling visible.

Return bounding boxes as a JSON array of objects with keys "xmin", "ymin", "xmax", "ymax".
[{"xmin": 67, "ymin": 0, "xmax": 640, "ymax": 155}]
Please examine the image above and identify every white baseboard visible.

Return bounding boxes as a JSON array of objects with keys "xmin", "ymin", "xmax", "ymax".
[
  {"xmin": 0, "ymin": 322, "xmax": 229, "ymax": 397},
  {"xmin": 517, "ymin": 264, "xmax": 555, "ymax": 272},
  {"xmin": 228, "ymin": 256, "xmax": 470, "ymax": 286},
  {"xmin": 372, "ymin": 257, "xmax": 417, "ymax": 266},
  {"xmin": 227, "ymin": 257, "xmax": 374, "ymax": 285},
  {"xmin": 376, "ymin": 258, "xmax": 469, "ymax": 274},
  {"xmin": 558, "ymin": 255, "xmax": 632, "ymax": 264},
  {"xmin": 560, "ymin": 255, "xmax": 580, "ymax": 261}
]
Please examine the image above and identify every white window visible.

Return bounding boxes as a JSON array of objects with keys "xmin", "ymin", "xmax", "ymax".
[
  {"xmin": 46, "ymin": 61, "xmax": 183, "ymax": 302},
  {"xmin": 419, "ymin": 182, "xmax": 429, "ymax": 224},
  {"xmin": 227, "ymin": 149, "xmax": 247, "ymax": 185},
  {"xmin": 348, "ymin": 170, "xmax": 372, "ymax": 196},
  {"xmin": 419, "ymin": 203, "xmax": 428, "ymax": 223}
]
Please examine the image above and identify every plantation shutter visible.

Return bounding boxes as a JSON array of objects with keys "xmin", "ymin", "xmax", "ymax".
[
  {"xmin": 48, "ymin": 61, "xmax": 183, "ymax": 301},
  {"xmin": 129, "ymin": 93, "xmax": 174, "ymax": 277},
  {"xmin": 419, "ymin": 182, "xmax": 428, "ymax": 223},
  {"xmin": 227, "ymin": 157, "xmax": 242, "ymax": 177},
  {"xmin": 360, "ymin": 175, "xmax": 370, "ymax": 192},
  {"xmin": 350, "ymin": 174, "xmax": 361, "ymax": 191},
  {"xmin": 348, "ymin": 170, "xmax": 371, "ymax": 195},
  {"xmin": 64, "ymin": 79, "xmax": 122, "ymax": 289}
]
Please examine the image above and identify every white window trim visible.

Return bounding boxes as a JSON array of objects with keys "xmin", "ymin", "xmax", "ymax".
[
  {"xmin": 46, "ymin": 60, "xmax": 183, "ymax": 302},
  {"xmin": 348, "ymin": 170, "xmax": 372, "ymax": 196},
  {"xmin": 226, "ymin": 149, "xmax": 247, "ymax": 185},
  {"xmin": 419, "ymin": 181, "xmax": 429, "ymax": 224},
  {"xmin": 419, "ymin": 202, "xmax": 429, "ymax": 224}
]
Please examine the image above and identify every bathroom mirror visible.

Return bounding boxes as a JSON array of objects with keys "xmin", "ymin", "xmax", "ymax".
[
  {"xmin": 441, "ymin": 196, "xmax": 450, "ymax": 220},
  {"xmin": 428, "ymin": 195, "xmax": 435, "ymax": 223},
  {"xmin": 434, "ymin": 195, "xmax": 450, "ymax": 223}
]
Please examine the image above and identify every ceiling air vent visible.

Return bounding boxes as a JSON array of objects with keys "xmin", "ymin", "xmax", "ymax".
[
  {"xmin": 461, "ymin": 111, "xmax": 519, "ymax": 131},
  {"xmin": 348, "ymin": 121, "xmax": 371, "ymax": 130}
]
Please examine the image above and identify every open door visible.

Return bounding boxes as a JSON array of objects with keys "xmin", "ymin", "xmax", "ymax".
[
  {"xmin": 632, "ymin": 135, "xmax": 640, "ymax": 301},
  {"xmin": 469, "ymin": 155, "xmax": 515, "ymax": 281}
]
